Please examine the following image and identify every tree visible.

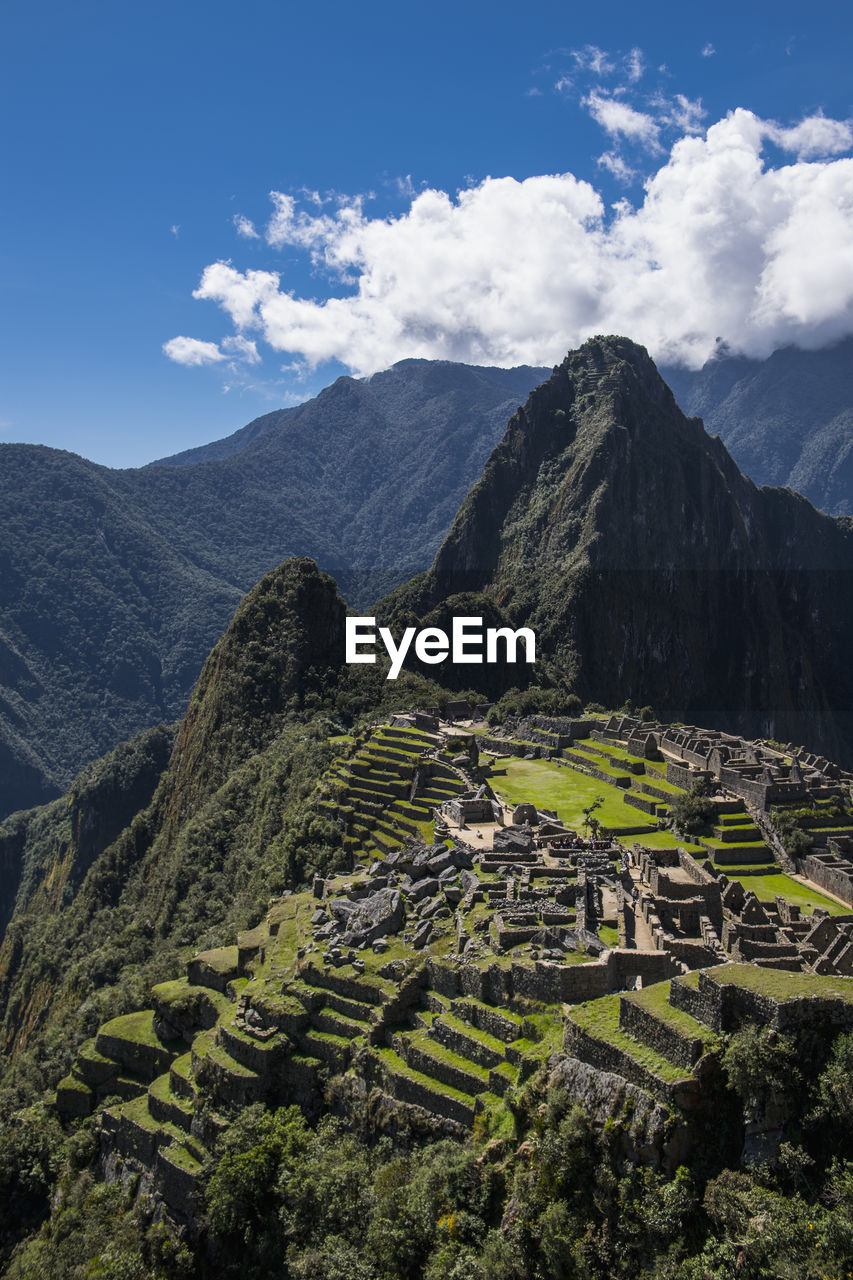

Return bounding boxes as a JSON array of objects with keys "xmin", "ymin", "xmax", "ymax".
[
  {"xmin": 669, "ymin": 783, "xmax": 715, "ymax": 835},
  {"xmin": 582, "ymin": 797, "xmax": 605, "ymax": 839}
]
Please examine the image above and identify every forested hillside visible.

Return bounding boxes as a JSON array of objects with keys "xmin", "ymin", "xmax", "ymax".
[{"xmin": 0, "ymin": 361, "xmax": 545, "ymax": 819}]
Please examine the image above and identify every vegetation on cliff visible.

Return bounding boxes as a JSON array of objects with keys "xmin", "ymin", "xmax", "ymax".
[
  {"xmin": 3, "ymin": 1026, "xmax": 853, "ymax": 1278},
  {"xmin": 0, "ymin": 560, "xmax": 481, "ymax": 1115}
]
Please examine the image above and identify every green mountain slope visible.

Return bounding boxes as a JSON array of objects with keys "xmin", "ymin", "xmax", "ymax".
[
  {"xmin": 0, "ymin": 360, "xmax": 545, "ymax": 819},
  {"xmin": 0, "ymin": 558, "xmax": 454, "ymax": 1101}
]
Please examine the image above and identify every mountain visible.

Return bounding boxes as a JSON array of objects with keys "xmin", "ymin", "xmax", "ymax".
[
  {"xmin": 661, "ymin": 337, "xmax": 853, "ymax": 516},
  {"xmin": 2, "ymin": 561, "xmax": 853, "ymax": 1276},
  {"xmin": 4, "ymin": 366, "xmax": 853, "ymax": 1273},
  {"xmin": 382, "ymin": 336, "xmax": 853, "ymax": 763},
  {"xmin": 0, "ymin": 360, "xmax": 546, "ymax": 820},
  {"xmin": 4, "ymin": 336, "xmax": 852, "ymax": 824},
  {"xmin": 0, "ymin": 556, "xmax": 448, "ymax": 1083}
]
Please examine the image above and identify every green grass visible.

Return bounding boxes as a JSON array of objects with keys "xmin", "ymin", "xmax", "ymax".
[
  {"xmin": 57, "ymin": 1074, "xmax": 92, "ymax": 1098},
  {"xmin": 117, "ymin": 1093, "xmax": 190, "ymax": 1148},
  {"xmin": 438, "ymin": 1012, "xmax": 507, "ymax": 1058},
  {"xmin": 99, "ymin": 1010, "xmax": 177, "ymax": 1050},
  {"xmin": 725, "ymin": 872, "xmax": 850, "ymax": 916},
  {"xmin": 516, "ymin": 1008, "xmax": 564, "ymax": 1058},
  {"xmin": 701, "ymin": 836, "xmax": 769, "ymax": 853},
  {"xmin": 160, "ymin": 1143, "xmax": 203, "ymax": 1173},
  {"xmin": 639, "ymin": 775, "xmax": 688, "ymax": 795},
  {"xmin": 408, "ymin": 1030, "xmax": 491, "ymax": 1085},
  {"xmin": 569, "ymin": 995, "xmax": 692, "ymax": 1083},
  {"xmin": 149, "ymin": 1073, "xmax": 194, "ymax": 1118},
  {"xmin": 373, "ymin": 1046, "xmax": 477, "ymax": 1110},
  {"xmin": 598, "ymin": 925, "xmax": 620, "ymax": 947},
  {"xmin": 193, "ymin": 945, "xmax": 239, "ymax": 975},
  {"xmin": 633, "ymin": 831, "xmax": 705, "ymax": 852},
  {"xmin": 622, "ymin": 981, "xmax": 721, "ymax": 1050},
  {"xmin": 488, "ymin": 757, "xmax": 642, "ymax": 831},
  {"xmin": 706, "ymin": 962, "xmax": 853, "ymax": 1002},
  {"xmin": 574, "ymin": 738, "xmax": 648, "ymax": 769}
]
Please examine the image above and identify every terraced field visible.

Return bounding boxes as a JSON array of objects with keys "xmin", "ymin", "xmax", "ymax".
[
  {"xmin": 319, "ymin": 724, "xmax": 467, "ymax": 862},
  {"xmin": 57, "ymin": 882, "xmax": 568, "ymax": 1211}
]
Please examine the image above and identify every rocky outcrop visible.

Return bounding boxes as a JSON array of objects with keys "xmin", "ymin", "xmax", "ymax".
[{"xmin": 548, "ymin": 1055, "xmax": 684, "ymax": 1170}]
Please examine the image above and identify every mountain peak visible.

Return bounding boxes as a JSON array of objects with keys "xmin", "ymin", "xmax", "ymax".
[{"xmin": 383, "ymin": 337, "xmax": 853, "ymax": 762}]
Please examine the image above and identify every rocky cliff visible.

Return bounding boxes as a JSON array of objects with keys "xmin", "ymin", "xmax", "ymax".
[{"xmin": 383, "ymin": 336, "xmax": 853, "ymax": 762}]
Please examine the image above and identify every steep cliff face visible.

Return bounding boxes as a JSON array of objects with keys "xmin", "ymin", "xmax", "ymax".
[
  {"xmin": 163, "ymin": 557, "xmax": 345, "ymax": 825},
  {"xmin": 386, "ymin": 337, "xmax": 853, "ymax": 760}
]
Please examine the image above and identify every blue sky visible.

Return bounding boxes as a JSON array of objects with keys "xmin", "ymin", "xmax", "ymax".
[{"xmin": 2, "ymin": 0, "xmax": 852, "ymax": 466}]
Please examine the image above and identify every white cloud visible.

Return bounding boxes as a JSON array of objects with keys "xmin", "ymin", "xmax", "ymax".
[
  {"xmin": 193, "ymin": 264, "xmax": 281, "ymax": 328},
  {"xmin": 657, "ymin": 92, "xmax": 706, "ymax": 134},
  {"xmin": 583, "ymin": 91, "xmax": 661, "ymax": 148},
  {"xmin": 701, "ymin": 43, "xmax": 716, "ymax": 58},
  {"xmin": 234, "ymin": 214, "xmax": 260, "ymax": 239},
  {"xmin": 625, "ymin": 48, "xmax": 644, "ymax": 83},
  {"xmin": 597, "ymin": 150, "xmax": 637, "ymax": 183},
  {"xmin": 572, "ymin": 44, "xmax": 615, "ymax": 76},
  {"xmin": 162, "ymin": 336, "xmax": 225, "ymax": 366},
  {"xmin": 176, "ymin": 108, "xmax": 853, "ymax": 374},
  {"xmin": 767, "ymin": 112, "xmax": 853, "ymax": 159},
  {"xmin": 221, "ymin": 335, "xmax": 261, "ymax": 364},
  {"xmin": 170, "ymin": 224, "xmax": 180, "ymax": 239}
]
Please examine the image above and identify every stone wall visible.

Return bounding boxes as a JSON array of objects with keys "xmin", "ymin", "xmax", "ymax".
[
  {"xmin": 665, "ymin": 762, "xmax": 708, "ymax": 790},
  {"xmin": 154, "ymin": 1147, "xmax": 200, "ymax": 1219},
  {"xmin": 562, "ymin": 1019, "xmax": 691, "ymax": 1104},
  {"xmin": 560, "ymin": 755, "xmax": 631, "ymax": 789},
  {"xmin": 379, "ymin": 1063, "xmax": 474, "ymax": 1126},
  {"xmin": 802, "ymin": 854, "xmax": 853, "ymax": 906},
  {"xmin": 618, "ymin": 998, "xmax": 705, "ymax": 1069},
  {"xmin": 94, "ymin": 1030, "xmax": 175, "ymax": 1080},
  {"xmin": 524, "ymin": 716, "xmax": 600, "ymax": 740},
  {"xmin": 400, "ymin": 1039, "xmax": 482, "ymax": 1096},
  {"xmin": 671, "ymin": 969, "xmax": 853, "ymax": 1041},
  {"xmin": 451, "ymin": 998, "xmax": 521, "ymax": 1043},
  {"xmin": 431, "ymin": 1017, "xmax": 503, "ymax": 1069},
  {"xmin": 607, "ymin": 949, "xmax": 677, "ymax": 987},
  {"xmin": 479, "ymin": 736, "xmax": 548, "ymax": 759},
  {"xmin": 623, "ymin": 792, "xmax": 658, "ymax": 816},
  {"xmin": 668, "ymin": 976, "xmax": 721, "ymax": 1029},
  {"xmin": 299, "ymin": 962, "xmax": 385, "ymax": 1005}
]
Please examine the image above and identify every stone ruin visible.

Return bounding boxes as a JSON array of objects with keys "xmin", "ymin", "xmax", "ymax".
[{"xmin": 625, "ymin": 844, "xmax": 853, "ymax": 976}]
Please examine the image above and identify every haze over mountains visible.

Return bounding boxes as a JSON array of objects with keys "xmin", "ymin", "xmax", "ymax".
[
  {"xmin": 1, "ymin": 337, "xmax": 852, "ymax": 820},
  {"xmin": 662, "ymin": 336, "xmax": 853, "ymax": 517}
]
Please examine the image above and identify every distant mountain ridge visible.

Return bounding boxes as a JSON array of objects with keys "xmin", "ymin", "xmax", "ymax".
[
  {"xmin": 0, "ymin": 360, "xmax": 547, "ymax": 819},
  {"xmin": 661, "ymin": 336, "xmax": 853, "ymax": 516},
  {"xmin": 3, "ymin": 337, "xmax": 853, "ymax": 821}
]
